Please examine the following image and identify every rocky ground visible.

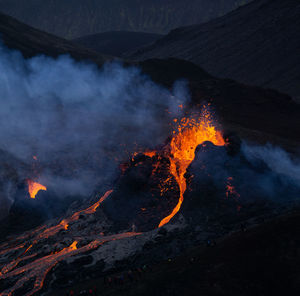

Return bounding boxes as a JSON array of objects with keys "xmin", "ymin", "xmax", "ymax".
[
  {"xmin": 47, "ymin": 209, "xmax": 300, "ymax": 296},
  {"xmin": 1, "ymin": 141, "xmax": 299, "ymax": 296}
]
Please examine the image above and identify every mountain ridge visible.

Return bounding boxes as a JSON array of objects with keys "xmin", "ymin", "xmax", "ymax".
[
  {"xmin": 129, "ymin": 0, "xmax": 300, "ymax": 100},
  {"xmin": 0, "ymin": 0, "xmax": 252, "ymax": 39},
  {"xmin": 72, "ymin": 31, "xmax": 162, "ymax": 57},
  {"xmin": 0, "ymin": 12, "xmax": 111, "ymax": 63}
]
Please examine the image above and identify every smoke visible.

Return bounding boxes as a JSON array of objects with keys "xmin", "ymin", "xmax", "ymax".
[
  {"xmin": 242, "ymin": 143, "xmax": 300, "ymax": 183},
  {"xmin": 0, "ymin": 42, "xmax": 189, "ymax": 214},
  {"xmin": 188, "ymin": 141, "xmax": 300, "ymax": 210}
]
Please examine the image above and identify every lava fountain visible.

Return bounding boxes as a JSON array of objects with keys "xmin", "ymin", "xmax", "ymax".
[
  {"xmin": 27, "ymin": 180, "xmax": 47, "ymax": 199},
  {"xmin": 159, "ymin": 105, "xmax": 225, "ymax": 227}
]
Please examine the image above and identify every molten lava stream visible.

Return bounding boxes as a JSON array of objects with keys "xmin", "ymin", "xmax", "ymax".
[
  {"xmin": 27, "ymin": 180, "xmax": 47, "ymax": 199},
  {"xmin": 36, "ymin": 189, "xmax": 113, "ymax": 240},
  {"xmin": 0, "ymin": 190, "xmax": 137, "ymax": 296},
  {"xmin": 159, "ymin": 107, "xmax": 225, "ymax": 227},
  {"xmin": 0, "ymin": 233, "xmax": 141, "ymax": 296}
]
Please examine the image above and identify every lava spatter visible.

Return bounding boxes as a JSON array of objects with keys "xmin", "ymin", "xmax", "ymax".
[
  {"xmin": 159, "ymin": 106, "xmax": 225, "ymax": 227},
  {"xmin": 27, "ymin": 180, "xmax": 47, "ymax": 199}
]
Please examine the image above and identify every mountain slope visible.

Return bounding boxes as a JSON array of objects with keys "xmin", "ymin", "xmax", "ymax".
[
  {"xmin": 72, "ymin": 31, "xmax": 162, "ymax": 57},
  {"xmin": 0, "ymin": 0, "xmax": 252, "ymax": 39},
  {"xmin": 0, "ymin": 12, "xmax": 111, "ymax": 63},
  {"xmin": 129, "ymin": 0, "xmax": 300, "ymax": 100}
]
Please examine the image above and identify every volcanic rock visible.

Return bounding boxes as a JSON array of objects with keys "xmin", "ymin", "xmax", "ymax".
[{"xmin": 103, "ymin": 154, "xmax": 179, "ymax": 232}]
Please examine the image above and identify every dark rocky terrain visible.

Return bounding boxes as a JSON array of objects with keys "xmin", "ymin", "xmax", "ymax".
[
  {"xmin": 49, "ymin": 210, "xmax": 300, "ymax": 296},
  {"xmin": 73, "ymin": 31, "xmax": 162, "ymax": 57},
  {"xmin": 130, "ymin": 0, "xmax": 300, "ymax": 101},
  {"xmin": 0, "ymin": 0, "xmax": 251, "ymax": 39}
]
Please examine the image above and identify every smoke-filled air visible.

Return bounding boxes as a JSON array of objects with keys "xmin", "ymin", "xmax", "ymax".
[{"xmin": 0, "ymin": 42, "xmax": 189, "ymax": 215}]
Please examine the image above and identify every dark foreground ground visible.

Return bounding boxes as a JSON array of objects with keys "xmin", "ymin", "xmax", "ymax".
[{"xmin": 50, "ymin": 210, "xmax": 300, "ymax": 296}]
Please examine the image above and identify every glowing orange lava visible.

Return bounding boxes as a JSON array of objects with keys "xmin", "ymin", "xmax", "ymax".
[
  {"xmin": 27, "ymin": 180, "xmax": 47, "ymax": 199},
  {"xmin": 0, "ymin": 190, "xmax": 129, "ymax": 296},
  {"xmin": 159, "ymin": 106, "xmax": 225, "ymax": 227},
  {"xmin": 226, "ymin": 177, "xmax": 240, "ymax": 199},
  {"xmin": 144, "ymin": 150, "xmax": 156, "ymax": 158}
]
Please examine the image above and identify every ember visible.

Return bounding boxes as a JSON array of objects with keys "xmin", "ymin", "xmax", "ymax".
[{"xmin": 225, "ymin": 177, "xmax": 241, "ymax": 209}]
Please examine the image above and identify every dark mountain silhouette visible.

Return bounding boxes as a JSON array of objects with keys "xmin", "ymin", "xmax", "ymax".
[
  {"xmin": 72, "ymin": 31, "xmax": 162, "ymax": 57},
  {"xmin": 0, "ymin": 12, "xmax": 111, "ymax": 63},
  {"xmin": 0, "ymin": 0, "xmax": 251, "ymax": 39},
  {"xmin": 129, "ymin": 0, "xmax": 300, "ymax": 101}
]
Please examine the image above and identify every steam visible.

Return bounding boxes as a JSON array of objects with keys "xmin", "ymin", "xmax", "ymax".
[
  {"xmin": 0, "ymin": 42, "xmax": 188, "ymax": 214},
  {"xmin": 190, "ymin": 141, "xmax": 300, "ymax": 208},
  {"xmin": 242, "ymin": 143, "xmax": 300, "ymax": 183}
]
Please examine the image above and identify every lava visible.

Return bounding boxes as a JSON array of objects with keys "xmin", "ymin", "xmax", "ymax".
[
  {"xmin": 144, "ymin": 150, "xmax": 156, "ymax": 158},
  {"xmin": 0, "ymin": 233, "xmax": 140, "ymax": 296},
  {"xmin": 159, "ymin": 106, "xmax": 225, "ymax": 227},
  {"xmin": 27, "ymin": 180, "xmax": 47, "ymax": 199},
  {"xmin": 226, "ymin": 177, "xmax": 240, "ymax": 197},
  {"xmin": 225, "ymin": 177, "xmax": 241, "ymax": 208},
  {"xmin": 0, "ymin": 190, "xmax": 123, "ymax": 296},
  {"xmin": 36, "ymin": 189, "xmax": 113, "ymax": 240}
]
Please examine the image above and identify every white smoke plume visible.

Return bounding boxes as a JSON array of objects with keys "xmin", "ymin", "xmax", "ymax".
[
  {"xmin": 242, "ymin": 143, "xmax": 300, "ymax": 183},
  {"xmin": 0, "ymin": 42, "xmax": 189, "ymax": 216}
]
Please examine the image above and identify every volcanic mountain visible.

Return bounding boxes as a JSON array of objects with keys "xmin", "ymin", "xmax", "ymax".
[
  {"xmin": 0, "ymin": 0, "xmax": 252, "ymax": 39},
  {"xmin": 72, "ymin": 31, "xmax": 162, "ymax": 57},
  {"xmin": 0, "ymin": 9, "xmax": 299, "ymax": 242},
  {"xmin": 129, "ymin": 0, "xmax": 300, "ymax": 101}
]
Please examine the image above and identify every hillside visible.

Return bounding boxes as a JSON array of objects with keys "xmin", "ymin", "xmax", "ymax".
[
  {"xmin": 129, "ymin": 0, "xmax": 300, "ymax": 101},
  {"xmin": 0, "ymin": 12, "xmax": 111, "ymax": 63},
  {"xmin": 0, "ymin": 0, "xmax": 251, "ymax": 39},
  {"xmin": 72, "ymin": 31, "xmax": 162, "ymax": 57}
]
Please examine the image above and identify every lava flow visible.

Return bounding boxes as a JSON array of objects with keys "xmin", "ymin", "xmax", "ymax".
[
  {"xmin": 0, "ymin": 190, "xmax": 142, "ymax": 296},
  {"xmin": 27, "ymin": 179, "xmax": 47, "ymax": 199},
  {"xmin": 159, "ymin": 106, "xmax": 225, "ymax": 227},
  {"xmin": 0, "ymin": 105, "xmax": 225, "ymax": 296}
]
